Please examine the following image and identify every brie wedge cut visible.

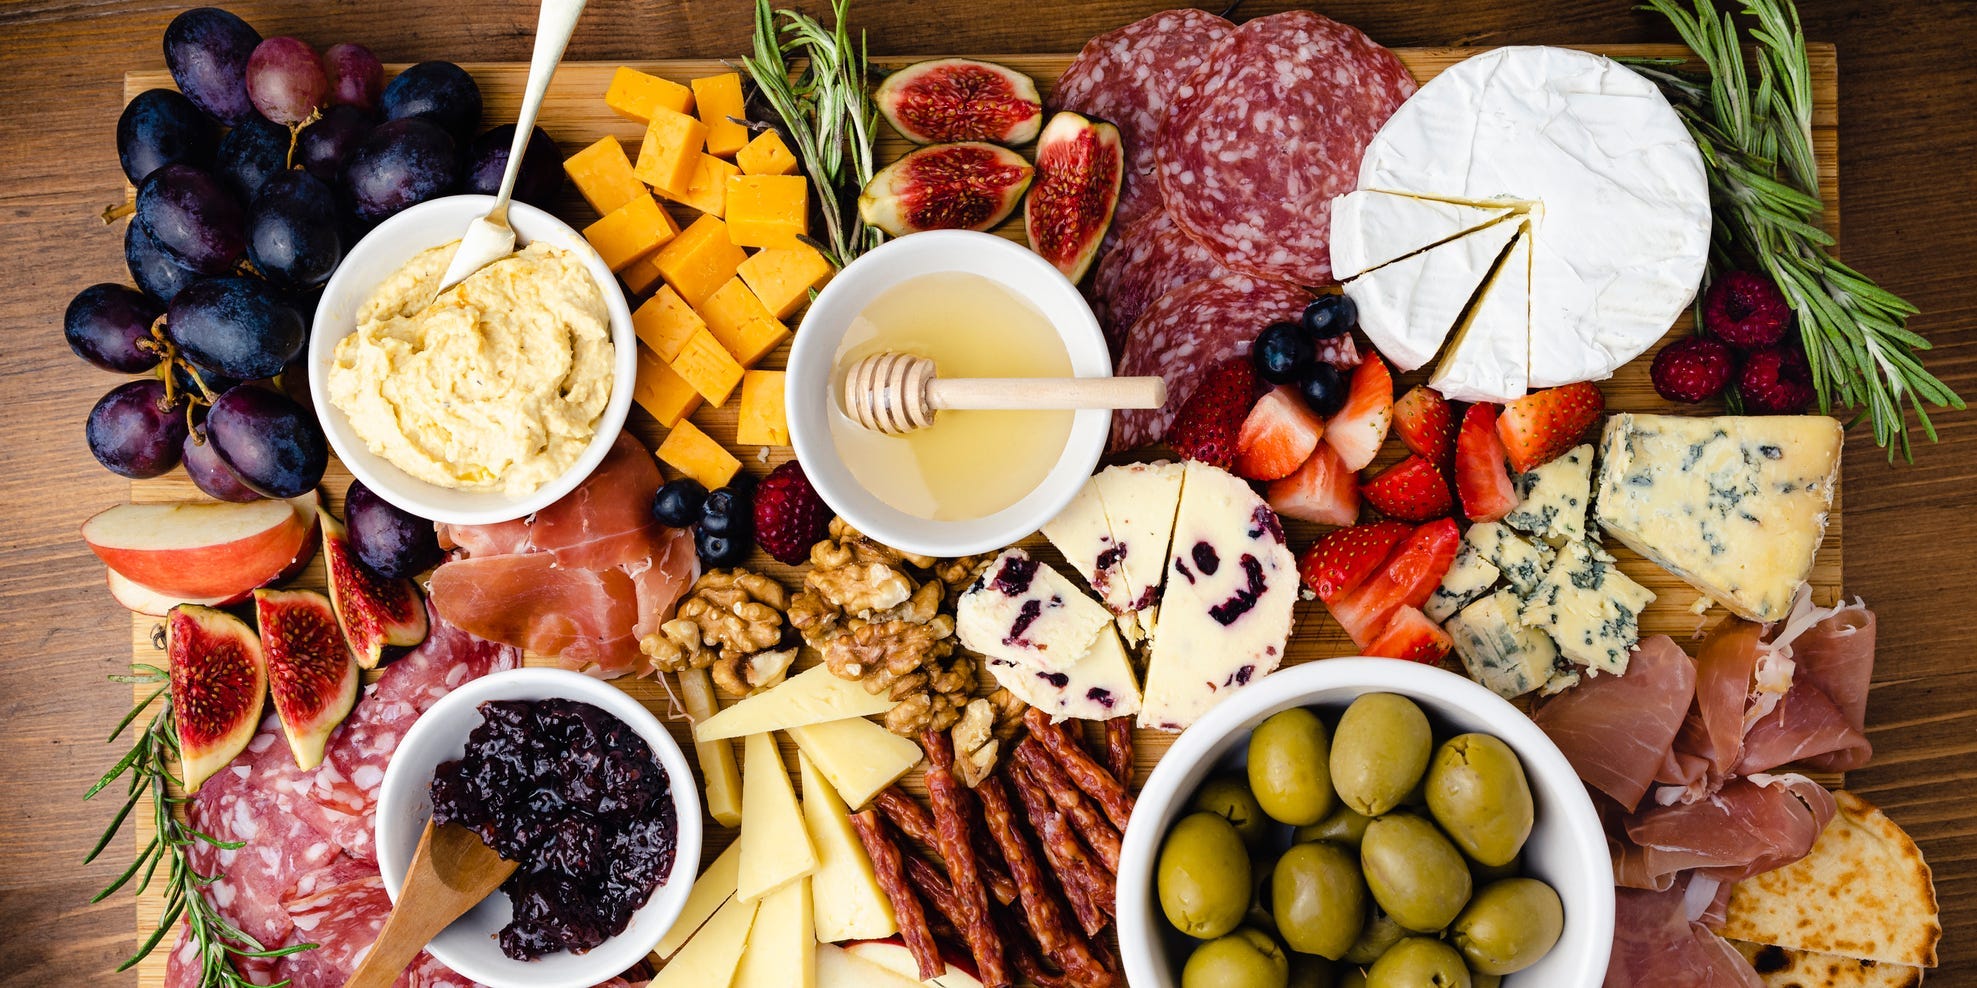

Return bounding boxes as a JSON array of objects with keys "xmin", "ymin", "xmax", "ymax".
[
  {"xmin": 1331, "ymin": 189, "xmax": 1519, "ymax": 280},
  {"xmin": 1340, "ymin": 216, "xmax": 1521, "ymax": 373},
  {"xmin": 1430, "ymin": 229, "xmax": 1531, "ymax": 402}
]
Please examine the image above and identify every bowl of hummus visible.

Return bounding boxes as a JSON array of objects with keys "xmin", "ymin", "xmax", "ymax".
[{"xmin": 309, "ymin": 194, "xmax": 636, "ymax": 525}]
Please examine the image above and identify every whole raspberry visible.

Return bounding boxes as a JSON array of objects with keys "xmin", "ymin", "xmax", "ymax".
[
  {"xmin": 1703, "ymin": 271, "xmax": 1793, "ymax": 350},
  {"xmin": 753, "ymin": 461, "xmax": 833, "ymax": 564},
  {"xmin": 1650, "ymin": 336, "xmax": 1738, "ymax": 403},
  {"xmin": 1737, "ymin": 345, "xmax": 1817, "ymax": 414}
]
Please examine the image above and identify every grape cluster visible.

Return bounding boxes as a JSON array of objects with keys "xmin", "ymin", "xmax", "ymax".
[{"xmin": 78, "ymin": 6, "xmax": 572, "ymax": 497}]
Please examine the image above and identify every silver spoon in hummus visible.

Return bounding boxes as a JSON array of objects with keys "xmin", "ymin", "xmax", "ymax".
[{"xmin": 433, "ymin": 0, "xmax": 588, "ymax": 296}]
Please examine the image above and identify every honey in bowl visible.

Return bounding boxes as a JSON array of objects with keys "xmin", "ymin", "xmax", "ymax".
[{"xmin": 829, "ymin": 271, "xmax": 1075, "ymax": 521}]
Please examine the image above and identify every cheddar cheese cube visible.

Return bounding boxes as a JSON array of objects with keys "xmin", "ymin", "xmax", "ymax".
[
  {"xmin": 737, "ymin": 130, "xmax": 798, "ymax": 176},
  {"xmin": 658, "ymin": 153, "xmax": 741, "ymax": 218},
  {"xmin": 725, "ymin": 175, "xmax": 809, "ymax": 250},
  {"xmin": 658, "ymin": 419, "xmax": 742, "ymax": 489},
  {"xmin": 698, "ymin": 278, "xmax": 791, "ymax": 366},
  {"xmin": 634, "ymin": 344, "xmax": 704, "ymax": 428},
  {"xmin": 622, "ymin": 255, "xmax": 665, "ymax": 296},
  {"xmin": 562, "ymin": 137, "xmax": 646, "ymax": 216},
  {"xmin": 672, "ymin": 327, "xmax": 745, "ymax": 405},
  {"xmin": 634, "ymin": 106, "xmax": 709, "ymax": 197},
  {"xmin": 582, "ymin": 194, "xmax": 680, "ymax": 272},
  {"xmin": 604, "ymin": 66, "xmax": 693, "ymax": 123},
  {"xmin": 633, "ymin": 286, "xmax": 707, "ymax": 362},
  {"xmin": 737, "ymin": 370, "xmax": 789, "ymax": 447},
  {"xmin": 653, "ymin": 214, "xmax": 749, "ymax": 308},
  {"xmin": 737, "ymin": 243, "xmax": 834, "ymax": 320},
  {"xmin": 692, "ymin": 72, "xmax": 751, "ymax": 157}
]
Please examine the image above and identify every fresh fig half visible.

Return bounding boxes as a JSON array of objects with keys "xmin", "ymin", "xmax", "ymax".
[
  {"xmin": 875, "ymin": 57, "xmax": 1043, "ymax": 146},
  {"xmin": 1024, "ymin": 111, "xmax": 1125, "ymax": 283},
  {"xmin": 167, "ymin": 603, "xmax": 266, "ymax": 792},
  {"xmin": 321, "ymin": 507, "xmax": 429, "ymax": 668},
  {"xmin": 859, "ymin": 142, "xmax": 1034, "ymax": 237},
  {"xmin": 254, "ymin": 588, "xmax": 359, "ymax": 770}
]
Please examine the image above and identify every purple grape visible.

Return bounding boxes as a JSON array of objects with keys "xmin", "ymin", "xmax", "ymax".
[
  {"xmin": 118, "ymin": 89, "xmax": 215, "ymax": 185},
  {"xmin": 341, "ymin": 117, "xmax": 459, "ymax": 223},
  {"xmin": 248, "ymin": 170, "xmax": 342, "ymax": 290},
  {"xmin": 246, "ymin": 37, "xmax": 328, "ymax": 126},
  {"xmin": 183, "ymin": 424, "xmax": 263, "ymax": 501},
  {"xmin": 135, "ymin": 164, "xmax": 245, "ymax": 274},
  {"xmin": 380, "ymin": 61, "xmax": 482, "ymax": 142},
  {"xmin": 163, "ymin": 8, "xmax": 262, "ymax": 126},
  {"xmin": 324, "ymin": 43, "xmax": 384, "ymax": 111},
  {"xmin": 206, "ymin": 385, "xmax": 327, "ymax": 498},
  {"xmin": 346, "ymin": 479, "xmax": 441, "ymax": 578},
  {"xmin": 166, "ymin": 277, "xmax": 306, "ymax": 380},
  {"xmin": 215, "ymin": 115, "xmax": 290, "ymax": 202},
  {"xmin": 124, "ymin": 220, "xmax": 202, "ymax": 305},
  {"xmin": 87, "ymin": 379, "xmax": 188, "ymax": 479},
  {"xmin": 463, "ymin": 125, "xmax": 565, "ymax": 209},
  {"xmin": 66, "ymin": 284, "xmax": 163, "ymax": 373},
  {"xmin": 296, "ymin": 104, "xmax": 375, "ymax": 184},
  {"xmin": 169, "ymin": 360, "xmax": 243, "ymax": 401}
]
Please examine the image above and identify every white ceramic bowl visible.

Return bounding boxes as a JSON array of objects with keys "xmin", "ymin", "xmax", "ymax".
[
  {"xmin": 308, "ymin": 195, "xmax": 637, "ymax": 526},
  {"xmin": 785, "ymin": 230, "xmax": 1112, "ymax": 557},
  {"xmin": 1117, "ymin": 658, "xmax": 1614, "ymax": 986},
  {"xmin": 375, "ymin": 668, "xmax": 702, "ymax": 988}
]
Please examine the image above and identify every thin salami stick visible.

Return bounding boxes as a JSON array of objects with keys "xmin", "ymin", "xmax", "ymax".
[
  {"xmin": 852, "ymin": 809, "xmax": 944, "ymax": 981},
  {"xmin": 977, "ymin": 775, "xmax": 1113, "ymax": 985},
  {"xmin": 1009, "ymin": 760, "xmax": 1114, "ymax": 937},
  {"xmin": 1026, "ymin": 707, "xmax": 1136, "ymax": 832},
  {"xmin": 1013, "ymin": 738, "xmax": 1123, "ymax": 872},
  {"xmin": 1105, "ymin": 716, "xmax": 1135, "ymax": 785},
  {"xmin": 921, "ymin": 731, "xmax": 1012, "ymax": 988},
  {"xmin": 875, "ymin": 788, "xmax": 1021, "ymax": 906}
]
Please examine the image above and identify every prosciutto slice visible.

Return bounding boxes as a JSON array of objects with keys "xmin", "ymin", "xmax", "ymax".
[
  {"xmin": 1739, "ymin": 596, "xmax": 1875, "ymax": 773},
  {"xmin": 430, "ymin": 555, "xmax": 642, "ymax": 675},
  {"xmin": 1533, "ymin": 635, "xmax": 1695, "ymax": 811},
  {"xmin": 1606, "ymin": 877, "xmax": 1764, "ymax": 988},
  {"xmin": 1626, "ymin": 773, "xmax": 1837, "ymax": 887},
  {"xmin": 1657, "ymin": 621, "xmax": 1763, "ymax": 803}
]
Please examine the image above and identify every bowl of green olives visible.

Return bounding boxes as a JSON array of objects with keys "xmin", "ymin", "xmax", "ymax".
[{"xmin": 1117, "ymin": 658, "xmax": 1613, "ymax": 988}]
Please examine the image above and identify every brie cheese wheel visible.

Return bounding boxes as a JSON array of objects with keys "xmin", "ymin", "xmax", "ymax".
[
  {"xmin": 1430, "ymin": 229, "xmax": 1531, "ymax": 402},
  {"xmin": 1352, "ymin": 46, "xmax": 1710, "ymax": 390},
  {"xmin": 1341, "ymin": 216, "xmax": 1521, "ymax": 373},
  {"xmin": 1330, "ymin": 189, "xmax": 1518, "ymax": 281}
]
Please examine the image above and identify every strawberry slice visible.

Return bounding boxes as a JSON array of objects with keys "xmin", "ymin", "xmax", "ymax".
[
  {"xmin": 1321, "ymin": 354, "xmax": 1393, "ymax": 471},
  {"xmin": 1296, "ymin": 519, "xmax": 1412, "ymax": 603},
  {"xmin": 1454, "ymin": 403, "xmax": 1518, "ymax": 523},
  {"xmin": 1167, "ymin": 356, "xmax": 1260, "ymax": 469},
  {"xmin": 1497, "ymin": 382, "xmax": 1604, "ymax": 473},
  {"xmin": 1235, "ymin": 387, "xmax": 1325, "ymax": 481},
  {"xmin": 1360, "ymin": 454, "xmax": 1454, "ymax": 523},
  {"xmin": 1327, "ymin": 519, "xmax": 1460, "ymax": 646},
  {"xmin": 1366, "ymin": 605, "xmax": 1454, "ymax": 663},
  {"xmin": 1267, "ymin": 441, "xmax": 1359, "ymax": 526},
  {"xmin": 1393, "ymin": 386, "xmax": 1457, "ymax": 464}
]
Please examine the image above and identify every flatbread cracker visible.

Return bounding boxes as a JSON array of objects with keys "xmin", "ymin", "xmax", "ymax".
[
  {"xmin": 1721, "ymin": 790, "xmax": 1940, "ymax": 968},
  {"xmin": 1730, "ymin": 941, "xmax": 1924, "ymax": 988}
]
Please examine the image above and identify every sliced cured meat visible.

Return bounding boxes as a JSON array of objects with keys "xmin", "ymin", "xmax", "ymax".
[
  {"xmin": 629, "ymin": 524, "xmax": 697, "ymax": 641},
  {"xmin": 437, "ymin": 517, "xmax": 531, "ymax": 556},
  {"xmin": 1532, "ymin": 635, "xmax": 1695, "ymax": 812},
  {"xmin": 184, "ymin": 759, "xmax": 342, "ymax": 972},
  {"xmin": 163, "ymin": 926, "xmax": 203, "ymax": 988},
  {"xmin": 1741, "ymin": 596, "xmax": 1875, "ymax": 773},
  {"xmin": 1090, "ymin": 211, "xmax": 1226, "ymax": 354},
  {"xmin": 1155, "ymin": 11, "xmax": 1415, "ymax": 285},
  {"xmin": 1111, "ymin": 273, "xmax": 1312, "ymax": 451},
  {"xmin": 1606, "ymin": 876, "xmax": 1764, "ymax": 988},
  {"xmin": 528, "ymin": 432, "xmax": 667, "ymax": 572},
  {"xmin": 430, "ymin": 553, "xmax": 643, "ymax": 676},
  {"xmin": 1049, "ymin": 8, "xmax": 1234, "ymax": 235},
  {"xmin": 276, "ymin": 873, "xmax": 395, "ymax": 988},
  {"xmin": 1658, "ymin": 621, "xmax": 1762, "ymax": 803},
  {"xmin": 1626, "ymin": 774, "xmax": 1837, "ymax": 888}
]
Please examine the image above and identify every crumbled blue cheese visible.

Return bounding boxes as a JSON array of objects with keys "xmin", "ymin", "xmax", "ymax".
[
  {"xmin": 1425, "ymin": 536, "xmax": 1502, "ymax": 623},
  {"xmin": 1464, "ymin": 521, "xmax": 1554, "ymax": 596},
  {"xmin": 1447, "ymin": 589, "xmax": 1559, "ymax": 698},
  {"xmin": 1504, "ymin": 443, "xmax": 1593, "ymax": 545},
  {"xmin": 1519, "ymin": 539, "xmax": 1656, "ymax": 675}
]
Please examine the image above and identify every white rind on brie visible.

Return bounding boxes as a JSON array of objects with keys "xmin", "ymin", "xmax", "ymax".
[
  {"xmin": 1431, "ymin": 229, "xmax": 1532, "ymax": 402},
  {"xmin": 1330, "ymin": 189, "xmax": 1518, "ymax": 281},
  {"xmin": 1341, "ymin": 216, "xmax": 1522, "ymax": 373}
]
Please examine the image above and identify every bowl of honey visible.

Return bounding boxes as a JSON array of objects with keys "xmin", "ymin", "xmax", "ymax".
[{"xmin": 786, "ymin": 230, "xmax": 1114, "ymax": 557}]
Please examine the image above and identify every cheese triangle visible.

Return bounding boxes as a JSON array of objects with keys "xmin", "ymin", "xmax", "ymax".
[
  {"xmin": 1343, "ymin": 216, "xmax": 1522, "ymax": 373},
  {"xmin": 736, "ymin": 732, "xmax": 818, "ymax": 902},
  {"xmin": 798, "ymin": 751, "xmax": 898, "ymax": 943},
  {"xmin": 1431, "ymin": 227, "xmax": 1532, "ymax": 402},
  {"xmin": 1330, "ymin": 188, "xmax": 1520, "ymax": 280}
]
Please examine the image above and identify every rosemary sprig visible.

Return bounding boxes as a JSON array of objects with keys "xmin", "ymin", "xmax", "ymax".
[
  {"xmin": 740, "ymin": 0, "xmax": 882, "ymax": 269},
  {"xmin": 1628, "ymin": 0, "xmax": 1963, "ymax": 460},
  {"xmin": 88, "ymin": 665, "xmax": 314, "ymax": 987}
]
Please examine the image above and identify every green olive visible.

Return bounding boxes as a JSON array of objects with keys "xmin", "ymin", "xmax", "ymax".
[
  {"xmin": 1360, "ymin": 813, "xmax": 1473, "ymax": 933},
  {"xmin": 1450, "ymin": 878, "xmax": 1565, "ymax": 975},
  {"xmin": 1295, "ymin": 805, "xmax": 1375, "ymax": 848},
  {"xmin": 1183, "ymin": 928, "xmax": 1289, "ymax": 988},
  {"xmin": 1341, "ymin": 908, "xmax": 1408, "ymax": 965},
  {"xmin": 1365, "ymin": 937, "xmax": 1472, "ymax": 988},
  {"xmin": 1329, "ymin": 694, "xmax": 1433, "ymax": 816},
  {"xmin": 1286, "ymin": 955, "xmax": 1337, "ymax": 988},
  {"xmin": 1249, "ymin": 708, "xmax": 1335, "ymax": 826},
  {"xmin": 1472, "ymin": 974, "xmax": 1503, "ymax": 988},
  {"xmin": 1425, "ymin": 734, "xmax": 1534, "ymax": 868},
  {"xmin": 1338, "ymin": 966, "xmax": 1368, "ymax": 988},
  {"xmin": 1195, "ymin": 774, "xmax": 1274, "ymax": 846},
  {"xmin": 1470, "ymin": 851, "xmax": 1522, "ymax": 885},
  {"xmin": 1248, "ymin": 851, "xmax": 1281, "ymax": 936},
  {"xmin": 1160, "ymin": 812, "xmax": 1254, "ymax": 938},
  {"xmin": 1271, "ymin": 841, "xmax": 1367, "ymax": 960}
]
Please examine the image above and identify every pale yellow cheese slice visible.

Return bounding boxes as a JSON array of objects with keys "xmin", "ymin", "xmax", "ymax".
[
  {"xmin": 817, "ymin": 943, "xmax": 922, "ymax": 988},
  {"xmin": 650, "ymin": 892, "xmax": 760, "ymax": 988},
  {"xmin": 696, "ymin": 665, "xmax": 897, "ymax": 741},
  {"xmin": 737, "ymin": 732, "xmax": 819, "ymax": 902},
  {"xmin": 680, "ymin": 668, "xmax": 743, "ymax": 827},
  {"xmin": 786, "ymin": 715, "xmax": 923, "ymax": 810},
  {"xmin": 655, "ymin": 842, "xmax": 741, "ymax": 959},
  {"xmin": 798, "ymin": 751, "xmax": 898, "ymax": 943},
  {"xmin": 733, "ymin": 877, "xmax": 816, "ymax": 988}
]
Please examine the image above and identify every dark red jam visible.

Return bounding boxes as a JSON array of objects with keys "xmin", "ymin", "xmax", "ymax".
[{"xmin": 429, "ymin": 698, "xmax": 677, "ymax": 961}]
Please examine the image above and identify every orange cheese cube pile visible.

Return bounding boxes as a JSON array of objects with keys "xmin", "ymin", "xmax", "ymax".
[
  {"xmin": 582, "ymin": 194, "xmax": 679, "ymax": 272},
  {"xmin": 659, "ymin": 153, "xmax": 741, "ymax": 218},
  {"xmin": 737, "ymin": 130, "xmax": 798, "ymax": 176},
  {"xmin": 562, "ymin": 137, "xmax": 647, "ymax": 216},
  {"xmin": 737, "ymin": 370, "xmax": 789, "ymax": 447},
  {"xmin": 635, "ymin": 106, "xmax": 709, "ymax": 197},
  {"xmin": 632, "ymin": 286, "xmax": 706, "ymax": 363},
  {"xmin": 633, "ymin": 345, "xmax": 703, "ymax": 428},
  {"xmin": 653, "ymin": 214, "xmax": 747, "ymax": 309},
  {"xmin": 657, "ymin": 419, "xmax": 742, "ymax": 489},
  {"xmin": 672, "ymin": 327, "xmax": 746, "ymax": 405},
  {"xmin": 700, "ymin": 278, "xmax": 791, "ymax": 366},
  {"xmin": 725, "ymin": 175, "xmax": 809, "ymax": 250},
  {"xmin": 605, "ymin": 67, "xmax": 693, "ymax": 122},
  {"xmin": 692, "ymin": 73, "xmax": 751, "ymax": 158},
  {"xmin": 738, "ymin": 243, "xmax": 833, "ymax": 320},
  {"xmin": 622, "ymin": 255, "xmax": 665, "ymax": 296}
]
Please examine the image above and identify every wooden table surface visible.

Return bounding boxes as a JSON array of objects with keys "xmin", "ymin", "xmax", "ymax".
[{"xmin": 0, "ymin": 1, "xmax": 1970, "ymax": 984}]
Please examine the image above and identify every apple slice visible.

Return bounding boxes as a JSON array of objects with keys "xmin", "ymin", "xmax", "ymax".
[
  {"xmin": 106, "ymin": 569, "xmax": 236, "ymax": 616},
  {"xmin": 844, "ymin": 939, "xmax": 987, "ymax": 988},
  {"xmin": 83, "ymin": 500, "xmax": 312, "ymax": 599}
]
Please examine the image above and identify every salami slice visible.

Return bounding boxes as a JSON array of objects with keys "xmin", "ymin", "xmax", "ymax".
[
  {"xmin": 1155, "ymin": 11, "xmax": 1416, "ymax": 286},
  {"xmin": 1112, "ymin": 273, "xmax": 1313, "ymax": 451},
  {"xmin": 1091, "ymin": 211, "xmax": 1227, "ymax": 354},
  {"xmin": 1050, "ymin": 8, "xmax": 1233, "ymax": 235}
]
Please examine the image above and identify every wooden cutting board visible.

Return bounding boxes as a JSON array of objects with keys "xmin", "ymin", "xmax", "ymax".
[{"xmin": 124, "ymin": 44, "xmax": 1839, "ymax": 987}]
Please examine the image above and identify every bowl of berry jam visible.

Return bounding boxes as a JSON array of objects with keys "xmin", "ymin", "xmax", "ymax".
[{"xmin": 375, "ymin": 668, "xmax": 701, "ymax": 988}]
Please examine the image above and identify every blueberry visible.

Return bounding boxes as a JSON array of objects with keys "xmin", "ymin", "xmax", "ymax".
[
  {"xmin": 1302, "ymin": 294, "xmax": 1357, "ymax": 339},
  {"xmin": 1252, "ymin": 321, "xmax": 1313, "ymax": 385},
  {"xmin": 695, "ymin": 528, "xmax": 750, "ymax": 568},
  {"xmin": 699, "ymin": 485, "xmax": 752, "ymax": 536},
  {"xmin": 651, "ymin": 478, "xmax": 707, "ymax": 528},
  {"xmin": 1298, "ymin": 363, "xmax": 1348, "ymax": 416}
]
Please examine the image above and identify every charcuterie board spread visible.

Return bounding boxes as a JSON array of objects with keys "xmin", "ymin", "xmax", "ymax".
[{"xmin": 76, "ymin": 3, "xmax": 1957, "ymax": 988}]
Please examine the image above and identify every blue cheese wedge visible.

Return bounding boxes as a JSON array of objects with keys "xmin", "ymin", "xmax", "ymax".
[
  {"xmin": 1520, "ymin": 539, "xmax": 1656, "ymax": 675},
  {"xmin": 1594, "ymin": 413, "xmax": 1842, "ymax": 622},
  {"xmin": 1464, "ymin": 521, "xmax": 1554, "ymax": 596},
  {"xmin": 1447, "ymin": 589, "xmax": 1560, "ymax": 698},
  {"xmin": 984, "ymin": 623, "xmax": 1143, "ymax": 723},
  {"xmin": 1425, "ymin": 535, "xmax": 1502, "ymax": 623},
  {"xmin": 1504, "ymin": 443, "xmax": 1593, "ymax": 545},
  {"xmin": 956, "ymin": 548, "xmax": 1112, "ymax": 674}
]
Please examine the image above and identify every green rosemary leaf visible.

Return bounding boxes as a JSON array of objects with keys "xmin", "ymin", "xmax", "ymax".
[{"xmin": 106, "ymin": 684, "xmax": 168, "ymax": 743}]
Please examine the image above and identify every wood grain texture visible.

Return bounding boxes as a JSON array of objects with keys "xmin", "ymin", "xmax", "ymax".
[{"xmin": 0, "ymin": 2, "xmax": 1971, "ymax": 986}]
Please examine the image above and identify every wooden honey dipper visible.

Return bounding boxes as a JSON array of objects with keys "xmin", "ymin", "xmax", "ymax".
[{"xmin": 842, "ymin": 351, "xmax": 1167, "ymax": 436}]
